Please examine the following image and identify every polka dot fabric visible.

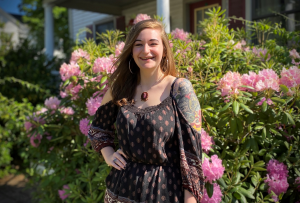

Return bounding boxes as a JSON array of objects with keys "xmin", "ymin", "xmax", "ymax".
[{"xmin": 89, "ymin": 78, "xmax": 204, "ymax": 203}]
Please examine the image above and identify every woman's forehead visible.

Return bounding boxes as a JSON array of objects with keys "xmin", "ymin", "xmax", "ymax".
[{"xmin": 135, "ymin": 28, "xmax": 162, "ymax": 41}]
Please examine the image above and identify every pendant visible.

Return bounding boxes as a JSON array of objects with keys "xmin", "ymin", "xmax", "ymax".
[{"xmin": 141, "ymin": 92, "xmax": 149, "ymax": 101}]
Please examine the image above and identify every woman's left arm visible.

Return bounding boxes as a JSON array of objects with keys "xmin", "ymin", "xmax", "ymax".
[{"xmin": 172, "ymin": 78, "xmax": 203, "ymax": 203}]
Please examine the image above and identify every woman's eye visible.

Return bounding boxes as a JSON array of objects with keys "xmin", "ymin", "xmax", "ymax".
[
  {"xmin": 135, "ymin": 44, "xmax": 142, "ymax": 46},
  {"xmin": 151, "ymin": 43, "xmax": 158, "ymax": 46}
]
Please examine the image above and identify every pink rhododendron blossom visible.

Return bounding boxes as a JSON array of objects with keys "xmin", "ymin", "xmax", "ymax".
[
  {"xmin": 217, "ymin": 71, "xmax": 242, "ymax": 97},
  {"xmin": 280, "ymin": 66, "xmax": 300, "ymax": 88},
  {"xmin": 264, "ymin": 159, "xmax": 289, "ymax": 201},
  {"xmin": 286, "ymin": 89, "xmax": 295, "ymax": 96},
  {"xmin": 59, "ymin": 62, "xmax": 81, "ymax": 81},
  {"xmin": 233, "ymin": 39, "xmax": 246, "ymax": 50},
  {"xmin": 257, "ymin": 97, "xmax": 266, "ymax": 106},
  {"xmin": 295, "ymin": 177, "xmax": 300, "ymax": 191},
  {"xmin": 289, "ymin": 49, "xmax": 300, "ymax": 59},
  {"xmin": 253, "ymin": 47, "xmax": 271, "ymax": 61},
  {"xmin": 45, "ymin": 96, "xmax": 61, "ymax": 110},
  {"xmin": 267, "ymin": 98, "xmax": 273, "ymax": 105},
  {"xmin": 93, "ymin": 57, "xmax": 115, "ymax": 74},
  {"xmin": 202, "ymin": 155, "xmax": 225, "ymax": 183},
  {"xmin": 86, "ymin": 96, "xmax": 103, "ymax": 116},
  {"xmin": 171, "ymin": 28, "xmax": 189, "ymax": 41},
  {"xmin": 201, "ymin": 183, "xmax": 222, "ymax": 203},
  {"xmin": 169, "ymin": 40, "xmax": 173, "ymax": 48},
  {"xmin": 36, "ymin": 108, "xmax": 48, "ymax": 115},
  {"xmin": 70, "ymin": 48, "xmax": 90, "ymax": 62},
  {"xmin": 292, "ymin": 58, "xmax": 300, "ymax": 66},
  {"xmin": 30, "ymin": 133, "xmax": 42, "ymax": 147},
  {"xmin": 63, "ymin": 83, "xmax": 82, "ymax": 100},
  {"xmin": 187, "ymin": 67, "xmax": 193, "ymax": 72},
  {"xmin": 59, "ymin": 107, "xmax": 74, "ymax": 115},
  {"xmin": 255, "ymin": 69, "xmax": 280, "ymax": 92},
  {"xmin": 60, "ymin": 91, "xmax": 68, "ymax": 98},
  {"xmin": 266, "ymin": 159, "xmax": 288, "ymax": 178},
  {"xmin": 133, "ymin": 14, "xmax": 151, "ymax": 24},
  {"xmin": 201, "ymin": 129, "xmax": 214, "ymax": 153},
  {"xmin": 241, "ymin": 71, "xmax": 258, "ymax": 91},
  {"xmin": 84, "ymin": 139, "xmax": 89, "ymax": 147},
  {"xmin": 115, "ymin": 41, "xmax": 125, "ymax": 57},
  {"xmin": 79, "ymin": 118, "xmax": 90, "ymax": 136},
  {"xmin": 24, "ymin": 121, "xmax": 33, "ymax": 132},
  {"xmin": 47, "ymin": 146, "xmax": 54, "ymax": 153},
  {"xmin": 58, "ymin": 185, "xmax": 70, "ymax": 200}
]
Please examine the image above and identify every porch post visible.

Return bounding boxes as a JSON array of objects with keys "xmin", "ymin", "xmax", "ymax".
[
  {"xmin": 44, "ymin": 3, "xmax": 54, "ymax": 59},
  {"xmin": 157, "ymin": 0, "xmax": 170, "ymax": 33}
]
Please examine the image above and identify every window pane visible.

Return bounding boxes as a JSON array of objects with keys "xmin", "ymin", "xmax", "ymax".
[{"xmin": 95, "ymin": 21, "xmax": 114, "ymax": 43}]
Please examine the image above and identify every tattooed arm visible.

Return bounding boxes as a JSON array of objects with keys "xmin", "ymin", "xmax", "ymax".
[
  {"xmin": 173, "ymin": 78, "xmax": 202, "ymax": 133},
  {"xmin": 173, "ymin": 78, "xmax": 202, "ymax": 203}
]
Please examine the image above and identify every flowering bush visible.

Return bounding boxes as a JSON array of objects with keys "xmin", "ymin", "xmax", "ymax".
[{"xmin": 25, "ymin": 9, "xmax": 300, "ymax": 203}]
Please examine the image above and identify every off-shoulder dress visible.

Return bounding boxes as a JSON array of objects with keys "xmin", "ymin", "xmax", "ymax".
[{"xmin": 88, "ymin": 78, "xmax": 204, "ymax": 203}]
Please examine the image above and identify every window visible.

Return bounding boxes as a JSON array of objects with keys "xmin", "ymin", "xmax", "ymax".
[
  {"xmin": 253, "ymin": 0, "xmax": 300, "ymax": 31},
  {"xmin": 95, "ymin": 20, "xmax": 114, "ymax": 44},
  {"xmin": 194, "ymin": 4, "xmax": 219, "ymax": 34}
]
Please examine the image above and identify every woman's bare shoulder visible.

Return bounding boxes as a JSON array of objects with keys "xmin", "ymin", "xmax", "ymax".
[{"xmin": 101, "ymin": 88, "xmax": 113, "ymax": 106}]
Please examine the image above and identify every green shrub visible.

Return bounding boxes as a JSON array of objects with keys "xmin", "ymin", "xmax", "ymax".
[{"xmin": 26, "ymin": 8, "xmax": 300, "ymax": 203}]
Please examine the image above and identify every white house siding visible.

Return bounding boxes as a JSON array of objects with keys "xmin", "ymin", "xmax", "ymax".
[
  {"xmin": 69, "ymin": 9, "xmax": 112, "ymax": 42},
  {"xmin": 122, "ymin": 1, "xmax": 156, "ymax": 26},
  {"xmin": 170, "ymin": 0, "xmax": 184, "ymax": 30}
]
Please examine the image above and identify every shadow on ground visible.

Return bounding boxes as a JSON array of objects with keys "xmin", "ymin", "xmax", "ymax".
[{"xmin": 0, "ymin": 174, "xmax": 34, "ymax": 203}]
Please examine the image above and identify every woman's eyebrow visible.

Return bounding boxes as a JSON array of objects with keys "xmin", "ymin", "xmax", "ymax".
[{"xmin": 134, "ymin": 39, "xmax": 159, "ymax": 42}]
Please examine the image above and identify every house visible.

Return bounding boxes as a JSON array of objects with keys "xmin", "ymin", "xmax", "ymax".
[
  {"xmin": 43, "ymin": 0, "xmax": 300, "ymax": 58},
  {"xmin": 0, "ymin": 7, "xmax": 29, "ymax": 48}
]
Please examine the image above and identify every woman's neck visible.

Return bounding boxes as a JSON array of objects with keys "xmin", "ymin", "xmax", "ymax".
[{"xmin": 139, "ymin": 67, "xmax": 165, "ymax": 88}]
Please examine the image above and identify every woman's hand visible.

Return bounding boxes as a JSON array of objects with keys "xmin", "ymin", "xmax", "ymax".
[
  {"xmin": 184, "ymin": 190, "xmax": 197, "ymax": 203},
  {"xmin": 103, "ymin": 148, "xmax": 128, "ymax": 170}
]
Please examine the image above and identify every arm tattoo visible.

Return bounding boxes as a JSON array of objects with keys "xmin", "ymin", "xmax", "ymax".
[{"xmin": 173, "ymin": 78, "xmax": 202, "ymax": 133}]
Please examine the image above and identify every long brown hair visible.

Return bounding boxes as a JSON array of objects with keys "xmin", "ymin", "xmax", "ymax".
[{"xmin": 109, "ymin": 19, "xmax": 177, "ymax": 106}]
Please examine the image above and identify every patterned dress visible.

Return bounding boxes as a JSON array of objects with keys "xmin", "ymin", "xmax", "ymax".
[{"xmin": 88, "ymin": 78, "xmax": 204, "ymax": 203}]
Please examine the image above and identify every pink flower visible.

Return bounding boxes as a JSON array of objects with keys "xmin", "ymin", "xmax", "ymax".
[
  {"xmin": 84, "ymin": 139, "xmax": 89, "ymax": 147},
  {"xmin": 257, "ymin": 97, "xmax": 266, "ymax": 106},
  {"xmin": 47, "ymin": 146, "xmax": 54, "ymax": 153},
  {"xmin": 233, "ymin": 40, "xmax": 246, "ymax": 50},
  {"xmin": 266, "ymin": 98, "xmax": 273, "ymax": 105},
  {"xmin": 187, "ymin": 67, "xmax": 193, "ymax": 73},
  {"xmin": 255, "ymin": 69, "xmax": 280, "ymax": 92},
  {"xmin": 289, "ymin": 49, "xmax": 300, "ymax": 59},
  {"xmin": 115, "ymin": 41, "xmax": 125, "ymax": 57},
  {"xmin": 202, "ymin": 155, "xmax": 225, "ymax": 183},
  {"xmin": 60, "ymin": 91, "xmax": 68, "ymax": 98},
  {"xmin": 217, "ymin": 71, "xmax": 242, "ymax": 97},
  {"xmin": 79, "ymin": 118, "xmax": 91, "ymax": 136},
  {"xmin": 171, "ymin": 28, "xmax": 189, "ymax": 41},
  {"xmin": 295, "ymin": 177, "xmax": 300, "ymax": 191},
  {"xmin": 62, "ymin": 83, "xmax": 82, "ymax": 100},
  {"xmin": 280, "ymin": 66, "xmax": 300, "ymax": 88},
  {"xmin": 133, "ymin": 13, "xmax": 151, "ymax": 24},
  {"xmin": 266, "ymin": 159, "xmax": 288, "ymax": 178},
  {"xmin": 70, "ymin": 48, "xmax": 90, "ymax": 63},
  {"xmin": 201, "ymin": 129, "xmax": 214, "ymax": 153},
  {"xmin": 264, "ymin": 159, "xmax": 289, "ymax": 201},
  {"xmin": 287, "ymin": 89, "xmax": 295, "ymax": 96},
  {"xmin": 86, "ymin": 96, "xmax": 103, "ymax": 116},
  {"xmin": 30, "ymin": 133, "xmax": 42, "ymax": 147},
  {"xmin": 59, "ymin": 107, "xmax": 74, "ymax": 115},
  {"xmin": 92, "ymin": 57, "xmax": 115, "ymax": 74},
  {"xmin": 252, "ymin": 47, "xmax": 271, "ymax": 61},
  {"xmin": 201, "ymin": 183, "xmax": 223, "ymax": 203},
  {"xmin": 241, "ymin": 71, "xmax": 258, "ymax": 91},
  {"xmin": 58, "ymin": 185, "xmax": 70, "ymax": 200},
  {"xmin": 24, "ymin": 121, "xmax": 33, "ymax": 132},
  {"xmin": 169, "ymin": 40, "xmax": 173, "ymax": 48},
  {"xmin": 45, "ymin": 97, "xmax": 61, "ymax": 110},
  {"xmin": 59, "ymin": 62, "xmax": 81, "ymax": 81}
]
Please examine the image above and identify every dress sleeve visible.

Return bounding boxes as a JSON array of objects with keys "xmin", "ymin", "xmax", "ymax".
[
  {"xmin": 88, "ymin": 100, "xmax": 119, "ymax": 153},
  {"xmin": 171, "ymin": 78, "xmax": 204, "ymax": 202}
]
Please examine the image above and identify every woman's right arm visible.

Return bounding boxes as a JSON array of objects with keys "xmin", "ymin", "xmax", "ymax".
[{"xmin": 88, "ymin": 88, "xmax": 127, "ymax": 170}]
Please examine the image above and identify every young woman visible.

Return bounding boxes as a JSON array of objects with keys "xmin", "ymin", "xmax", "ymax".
[{"xmin": 88, "ymin": 19, "xmax": 204, "ymax": 203}]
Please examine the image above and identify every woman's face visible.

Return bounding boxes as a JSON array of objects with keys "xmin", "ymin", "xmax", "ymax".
[{"xmin": 132, "ymin": 28, "xmax": 164, "ymax": 71}]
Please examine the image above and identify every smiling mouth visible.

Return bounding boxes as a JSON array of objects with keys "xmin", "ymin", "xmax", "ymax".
[{"xmin": 140, "ymin": 57, "xmax": 155, "ymax": 60}]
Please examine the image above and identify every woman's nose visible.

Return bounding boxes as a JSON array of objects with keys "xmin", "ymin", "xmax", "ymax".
[{"xmin": 143, "ymin": 44, "xmax": 150, "ymax": 53}]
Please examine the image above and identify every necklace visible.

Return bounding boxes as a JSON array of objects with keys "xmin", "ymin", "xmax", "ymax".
[{"xmin": 140, "ymin": 74, "xmax": 165, "ymax": 101}]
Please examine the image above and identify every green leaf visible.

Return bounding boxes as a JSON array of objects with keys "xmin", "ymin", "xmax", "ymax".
[
  {"xmin": 205, "ymin": 182, "xmax": 214, "ymax": 198},
  {"xmin": 220, "ymin": 102, "xmax": 232, "ymax": 112},
  {"xmin": 280, "ymin": 84, "xmax": 289, "ymax": 93},
  {"xmin": 100, "ymin": 76, "xmax": 107, "ymax": 84},
  {"xmin": 271, "ymin": 97, "xmax": 285, "ymax": 104},
  {"xmin": 262, "ymin": 101, "xmax": 267, "ymax": 112},
  {"xmin": 250, "ymin": 138, "xmax": 259, "ymax": 153},
  {"xmin": 254, "ymin": 160, "xmax": 265, "ymax": 167},
  {"xmin": 230, "ymin": 118, "xmax": 237, "ymax": 134},
  {"xmin": 233, "ymin": 101, "xmax": 240, "ymax": 115},
  {"xmin": 238, "ymin": 187, "xmax": 255, "ymax": 199},
  {"xmin": 240, "ymin": 103, "xmax": 253, "ymax": 114},
  {"xmin": 284, "ymin": 112, "xmax": 295, "ymax": 125},
  {"xmin": 217, "ymin": 178, "xmax": 228, "ymax": 189}
]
